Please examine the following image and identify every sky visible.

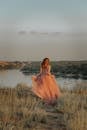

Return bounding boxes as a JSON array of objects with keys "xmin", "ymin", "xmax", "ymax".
[{"xmin": 0, "ymin": 0, "xmax": 87, "ymax": 61}]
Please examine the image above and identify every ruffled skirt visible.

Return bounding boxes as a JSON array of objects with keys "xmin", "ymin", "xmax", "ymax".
[{"xmin": 32, "ymin": 73, "xmax": 61, "ymax": 103}]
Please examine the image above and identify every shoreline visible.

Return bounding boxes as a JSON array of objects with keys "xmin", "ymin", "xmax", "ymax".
[{"xmin": 0, "ymin": 61, "xmax": 87, "ymax": 80}]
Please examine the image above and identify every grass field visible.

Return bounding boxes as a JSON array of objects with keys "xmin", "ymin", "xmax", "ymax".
[{"xmin": 0, "ymin": 83, "xmax": 87, "ymax": 130}]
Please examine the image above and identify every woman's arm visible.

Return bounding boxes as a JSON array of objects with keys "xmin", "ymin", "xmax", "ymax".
[
  {"xmin": 36, "ymin": 67, "xmax": 42, "ymax": 77},
  {"xmin": 47, "ymin": 65, "xmax": 51, "ymax": 74},
  {"xmin": 40, "ymin": 67, "xmax": 42, "ymax": 73}
]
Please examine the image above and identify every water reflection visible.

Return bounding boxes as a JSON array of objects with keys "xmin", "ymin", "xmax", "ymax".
[{"xmin": 0, "ymin": 70, "xmax": 86, "ymax": 89}]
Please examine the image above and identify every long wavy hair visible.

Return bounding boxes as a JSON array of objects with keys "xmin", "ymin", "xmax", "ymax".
[{"xmin": 41, "ymin": 58, "xmax": 50, "ymax": 69}]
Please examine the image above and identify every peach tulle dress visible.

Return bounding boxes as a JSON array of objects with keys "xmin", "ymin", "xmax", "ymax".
[{"xmin": 32, "ymin": 65, "xmax": 61, "ymax": 103}]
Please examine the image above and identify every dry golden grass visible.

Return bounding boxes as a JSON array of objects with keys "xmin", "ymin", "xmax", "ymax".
[
  {"xmin": 56, "ymin": 82, "xmax": 87, "ymax": 130},
  {"xmin": 0, "ymin": 82, "xmax": 87, "ymax": 130}
]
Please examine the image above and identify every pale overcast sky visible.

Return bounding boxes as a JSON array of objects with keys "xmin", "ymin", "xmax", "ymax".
[{"xmin": 0, "ymin": 0, "xmax": 87, "ymax": 61}]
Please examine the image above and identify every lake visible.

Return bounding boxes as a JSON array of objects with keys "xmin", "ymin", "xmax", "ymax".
[{"xmin": 0, "ymin": 69, "xmax": 86, "ymax": 89}]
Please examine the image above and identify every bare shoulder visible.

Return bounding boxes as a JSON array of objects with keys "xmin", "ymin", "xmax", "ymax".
[
  {"xmin": 48, "ymin": 65, "xmax": 51, "ymax": 69},
  {"xmin": 49, "ymin": 65, "xmax": 51, "ymax": 67}
]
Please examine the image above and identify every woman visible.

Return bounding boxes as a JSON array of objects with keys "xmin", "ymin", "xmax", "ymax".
[{"xmin": 32, "ymin": 58, "xmax": 61, "ymax": 105}]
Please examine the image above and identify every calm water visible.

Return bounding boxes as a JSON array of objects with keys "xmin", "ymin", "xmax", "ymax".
[{"xmin": 0, "ymin": 70, "xmax": 86, "ymax": 89}]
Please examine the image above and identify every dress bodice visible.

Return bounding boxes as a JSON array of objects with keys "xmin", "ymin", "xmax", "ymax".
[
  {"xmin": 41, "ymin": 65, "xmax": 51, "ymax": 74},
  {"xmin": 42, "ymin": 68, "xmax": 48, "ymax": 73}
]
